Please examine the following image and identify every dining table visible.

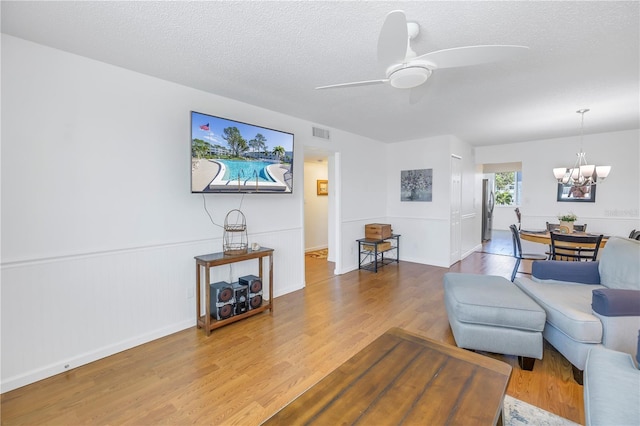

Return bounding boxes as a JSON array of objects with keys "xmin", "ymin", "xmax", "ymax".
[{"xmin": 520, "ymin": 230, "xmax": 608, "ymax": 248}]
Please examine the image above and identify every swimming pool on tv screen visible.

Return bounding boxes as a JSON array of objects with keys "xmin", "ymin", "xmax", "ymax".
[{"xmin": 220, "ymin": 160, "xmax": 276, "ymax": 182}]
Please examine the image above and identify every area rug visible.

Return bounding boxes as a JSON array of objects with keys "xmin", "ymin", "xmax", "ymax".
[
  {"xmin": 305, "ymin": 249, "xmax": 328, "ymax": 259},
  {"xmin": 504, "ymin": 395, "xmax": 579, "ymax": 426}
]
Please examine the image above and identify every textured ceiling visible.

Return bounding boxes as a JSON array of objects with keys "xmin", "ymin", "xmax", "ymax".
[{"xmin": 2, "ymin": 1, "xmax": 639, "ymax": 147}]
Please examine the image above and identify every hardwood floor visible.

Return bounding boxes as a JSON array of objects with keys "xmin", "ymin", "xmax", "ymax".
[{"xmin": 1, "ymin": 248, "xmax": 584, "ymax": 425}]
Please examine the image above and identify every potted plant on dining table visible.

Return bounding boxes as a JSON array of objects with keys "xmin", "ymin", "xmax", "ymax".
[{"xmin": 558, "ymin": 213, "xmax": 578, "ymax": 233}]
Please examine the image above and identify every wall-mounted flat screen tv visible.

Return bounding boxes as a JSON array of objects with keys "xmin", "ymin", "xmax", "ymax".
[{"xmin": 191, "ymin": 111, "xmax": 294, "ymax": 194}]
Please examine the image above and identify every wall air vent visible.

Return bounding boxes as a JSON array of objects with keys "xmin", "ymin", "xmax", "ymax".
[{"xmin": 312, "ymin": 127, "xmax": 331, "ymax": 140}]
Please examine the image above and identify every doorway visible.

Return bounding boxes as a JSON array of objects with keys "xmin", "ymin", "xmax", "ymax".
[
  {"xmin": 303, "ymin": 149, "xmax": 339, "ymax": 285},
  {"xmin": 304, "ymin": 249, "xmax": 335, "ymax": 285}
]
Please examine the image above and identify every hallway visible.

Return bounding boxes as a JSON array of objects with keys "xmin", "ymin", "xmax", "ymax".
[{"xmin": 305, "ymin": 249, "xmax": 335, "ymax": 285}]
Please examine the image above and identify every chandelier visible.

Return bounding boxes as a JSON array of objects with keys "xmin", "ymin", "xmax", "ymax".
[{"xmin": 553, "ymin": 109, "xmax": 611, "ymax": 187}]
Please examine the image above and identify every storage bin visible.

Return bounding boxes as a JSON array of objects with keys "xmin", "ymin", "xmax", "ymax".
[
  {"xmin": 362, "ymin": 242, "xmax": 392, "ymax": 252},
  {"xmin": 365, "ymin": 223, "xmax": 392, "ymax": 239}
]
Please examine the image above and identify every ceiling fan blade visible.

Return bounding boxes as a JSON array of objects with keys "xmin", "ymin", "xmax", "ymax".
[
  {"xmin": 315, "ymin": 79, "xmax": 389, "ymax": 90},
  {"xmin": 414, "ymin": 45, "xmax": 529, "ymax": 69},
  {"xmin": 377, "ymin": 10, "xmax": 408, "ymax": 67}
]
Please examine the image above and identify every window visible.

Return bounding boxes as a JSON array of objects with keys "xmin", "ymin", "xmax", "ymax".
[{"xmin": 494, "ymin": 171, "xmax": 522, "ymax": 206}]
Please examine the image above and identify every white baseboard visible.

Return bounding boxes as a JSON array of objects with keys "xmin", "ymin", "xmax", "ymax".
[
  {"xmin": 1, "ymin": 319, "xmax": 194, "ymax": 393},
  {"xmin": 400, "ymin": 256, "xmax": 450, "ymax": 268},
  {"xmin": 273, "ymin": 283, "xmax": 304, "ymax": 298},
  {"xmin": 305, "ymin": 245, "xmax": 328, "ymax": 253},
  {"xmin": 462, "ymin": 244, "xmax": 483, "ymax": 259}
]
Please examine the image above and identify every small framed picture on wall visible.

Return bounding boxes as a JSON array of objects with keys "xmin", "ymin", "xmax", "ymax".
[{"xmin": 317, "ymin": 180, "xmax": 328, "ymax": 196}]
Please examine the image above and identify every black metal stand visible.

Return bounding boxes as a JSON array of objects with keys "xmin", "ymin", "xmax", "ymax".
[{"xmin": 356, "ymin": 234, "xmax": 400, "ymax": 272}]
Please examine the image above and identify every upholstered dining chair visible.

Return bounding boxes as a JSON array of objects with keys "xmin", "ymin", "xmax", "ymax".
[
  {"xmin": 509, "ymin": 224, "xmax": 547, "ymax": 281},
  {"xmin": 550, "ymin": 232, "xmax": 604, "ymax": 261}
]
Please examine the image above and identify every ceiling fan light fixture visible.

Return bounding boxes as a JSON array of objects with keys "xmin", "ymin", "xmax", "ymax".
[
  {"xmin": 389, "ymin": 66, "xmax": 432, "ymax": 89},
  {"xmin": 317, "ymin": 11, "xmax": 529, "ymax": 94}
]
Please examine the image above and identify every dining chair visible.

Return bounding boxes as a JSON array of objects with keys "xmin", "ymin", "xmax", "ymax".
[
  {"xmin": 546, "ymin": 222, "xmax": 560, "ymax": 232},
  {"xmin": 544, "ymin": 222, "xmax": 560, "ymax": 258},
  {"xmin": 549, "ymin": 232, "xmax": 603, "ymax": 261},
  {"xmin": 545, "ymin": 222, "xmax": 589, "ymax": 258},
  {"xmin": 509, "ymin": 224, "xmax": 547, "ymax": 281}
]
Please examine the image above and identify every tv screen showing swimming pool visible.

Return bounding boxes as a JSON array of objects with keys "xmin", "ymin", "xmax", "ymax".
[{"xmin": 191, "ymin": 111, "xmax": 294, "ymax": 194}]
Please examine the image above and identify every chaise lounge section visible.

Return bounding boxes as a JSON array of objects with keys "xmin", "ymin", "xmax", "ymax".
[{"xmin": 514, "ymin": 236, "xmax": 640, "ymax": 383}]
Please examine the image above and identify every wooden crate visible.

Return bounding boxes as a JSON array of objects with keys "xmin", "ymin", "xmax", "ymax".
[
  {"xmin": 362, "ymin": 242, "xmax": 392, "ymax": 252},
  {"xmin": 365, "ymin": 223, "xmax": 392, "ymax": 240}
]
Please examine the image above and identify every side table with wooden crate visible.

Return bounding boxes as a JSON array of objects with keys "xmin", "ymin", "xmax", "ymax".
[{"xmin": 357, "ymin": 234, "xmax": 400, "ymax": 272}]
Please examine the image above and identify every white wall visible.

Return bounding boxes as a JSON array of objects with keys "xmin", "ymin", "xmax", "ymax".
[
  {"xmin": 384, "ymin": 135, "xmax": 477, "ymax": 267},
  {"xmin": 475, "ymin": 130, "xmax": 640, "ymax": 237},
  {"xmin": 492, "ymin": 205, "xmax": 521, "ymax": 231},
  {"xmin": 0, "ymin": 35, "xmax": 385, "ymax": 391},
  {"xmin": 333, "ymin": 134, "xmax": 389, "ymax": 273},
  {"xmin": 303, "ymin": 161, "xmax": 328, "ymax": 251},
  {"xmin": 5, "ymin": 32, "xmax": 636, "ymax": 394}
]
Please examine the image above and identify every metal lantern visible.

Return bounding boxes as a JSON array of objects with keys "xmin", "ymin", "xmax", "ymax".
[{"xmin": 223, "ymin": 209, "xmax": 248, "ymax": 255}]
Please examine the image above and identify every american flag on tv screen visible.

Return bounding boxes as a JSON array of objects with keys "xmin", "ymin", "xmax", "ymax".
[{"xmin": 200, "ymin": 123, "xmax": 209, "ymax": 131}]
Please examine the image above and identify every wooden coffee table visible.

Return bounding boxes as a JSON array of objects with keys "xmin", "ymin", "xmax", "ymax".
[{"xmin": 263, "ymin": 328, "xmax": 512, "ymax": 425}]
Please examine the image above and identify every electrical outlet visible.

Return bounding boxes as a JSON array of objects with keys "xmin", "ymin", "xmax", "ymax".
[{"xmin": 187, "ymin": 286, "xmax": 195, "ymax": 299}]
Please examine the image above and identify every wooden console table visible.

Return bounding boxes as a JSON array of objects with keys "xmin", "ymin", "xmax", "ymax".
[{"xmin": 195, "ymin": 248, "xmax": 273, "ymax": 336}]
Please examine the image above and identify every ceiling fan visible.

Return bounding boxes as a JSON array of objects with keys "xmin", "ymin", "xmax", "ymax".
[{"xmin": 316, "ymin": 10, "xmax": 529, "ymax": 91}]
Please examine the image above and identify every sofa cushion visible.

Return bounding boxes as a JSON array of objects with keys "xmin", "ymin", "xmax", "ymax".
[
  {"xmin": 532, "ymin": 260, "xmax": 601, "ymax": 285},
  {"xmin": 599, "ymin": 237, "xmax": 640, "ymax": 290},
  {"xmin": 514, "ymin": 277, "xmax": 606, "ymax": 343},
  {"xmin": 592, "ymin": 289, "xmax": 640, "ymax": 317},
  {"xmin": 444, "ymin": 273, "xmax": 546, "ymax": 332}
]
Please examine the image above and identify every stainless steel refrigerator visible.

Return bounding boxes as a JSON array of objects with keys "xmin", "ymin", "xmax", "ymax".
[{"xmin": 482, "ymin": 178, "xmax": 495, "ymax": 241}]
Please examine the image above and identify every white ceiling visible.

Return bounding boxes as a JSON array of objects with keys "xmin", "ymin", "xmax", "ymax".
[{"xmin": 2, "ymin": 1, "xmax": 639, "ymax": 148}]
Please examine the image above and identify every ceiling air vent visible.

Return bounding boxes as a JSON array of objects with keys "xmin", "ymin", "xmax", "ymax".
[{"xmin": 312, "ymin": 127, "xmax": 330, "ymax": 140}]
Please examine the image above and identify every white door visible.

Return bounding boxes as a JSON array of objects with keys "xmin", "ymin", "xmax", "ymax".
[{"xmin": 450, "ymin": 155, "xmax": 462, "ymax": 265}]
